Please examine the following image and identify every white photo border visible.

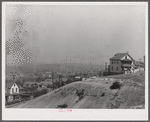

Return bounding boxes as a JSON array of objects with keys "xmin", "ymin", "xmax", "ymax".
[{"xmin": 2, "ymin": 2, "xmax": 148, "ymax": 121}]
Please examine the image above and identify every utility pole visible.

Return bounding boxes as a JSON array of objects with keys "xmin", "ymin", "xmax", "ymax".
[
  {"xmin": 139, "ymin": 58, "xmax": 141, "ymax": 72},
  {"xmin": 51, "ymin": 70, "xmax": 54, "ymax": 83},
  {"xmin": 12, "ymin": 74, "xmax": 16, "ymax": 82},
  {"xmin": 105, "ymin": 62, "xmax": 107, "ymax": 72}
]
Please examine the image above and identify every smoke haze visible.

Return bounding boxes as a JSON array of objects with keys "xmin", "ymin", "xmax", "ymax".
[{"xmin": 5, "ymin": 5, "xmax": 145, "ymax": 65}]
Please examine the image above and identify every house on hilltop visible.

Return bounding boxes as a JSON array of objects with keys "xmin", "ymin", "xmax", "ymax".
[{"xmin": 109, "ymin": 52, "xmax": 134, "ymax": 74}]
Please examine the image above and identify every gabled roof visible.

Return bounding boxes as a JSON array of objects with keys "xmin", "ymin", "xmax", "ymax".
[
  {"xmin": 6, "ymin": 82, "xmax": 14, "ymax": 89},
  {"xmin": 110, "ymin": 53, "xmax": 126, "ymax": 60},
  {"xmin": 6, "ymin": 82, "xmax": 24, "ymax": 89},
  {"xmin": 17, "ymin": 84, "xmax": 24, "ymax": 89},
  {"xmin": 23, "ymin": 82, "xmax": 37, "ymax": 88},
  {"xmin": 110, "ymin": 53, "xmax": 134, "ymax": 60},
  {"xmin": 75, "ymin": 76, "xmax": 81, "ymax": 79}
]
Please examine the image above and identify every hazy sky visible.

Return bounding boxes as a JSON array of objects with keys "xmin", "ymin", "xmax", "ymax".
[{"xmin": 5, "ymin": 4, "xmax": 145, "ymax": 65}]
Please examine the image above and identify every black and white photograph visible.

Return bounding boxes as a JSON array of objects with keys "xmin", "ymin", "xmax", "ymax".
[{"xmin": 2, "ymin": 2, "xmax": 148, "ymax": 120}]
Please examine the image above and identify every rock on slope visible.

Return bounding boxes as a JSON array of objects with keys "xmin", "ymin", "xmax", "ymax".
[{"xmin": 13, "ymin": 71, "xmax": 145, "ymax": 109}]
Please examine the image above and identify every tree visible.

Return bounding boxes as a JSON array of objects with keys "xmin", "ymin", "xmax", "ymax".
[
  {"xmin": 30, "ymin": 83, "xmax": 38, "ymax": 95},
  {"xmin": 51, "ymin": 71, "xmax": 55, "ymax": 89},
  {"xmin": 83, "ymin": 73, "xmax": 88, "ymax": 78},
  {"xmin": 58, "ymin": 73, "xmax": 62, "ymax": 87}
]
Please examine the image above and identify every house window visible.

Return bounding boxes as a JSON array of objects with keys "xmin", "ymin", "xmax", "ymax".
[
  {"xmin": 117, "ymin": 60, "xmax": 118, "ymax": 64},
  {"xmin": 112, "ymin": 60, "xmax": 113, "ymax": 64},
  {"xmin": 111, "ymin": 66, "xmax": 113, "ymax": 71},
  {"xmin": 125, "ymin": 56, "xmax": 127, "ymax": 59},
  {"xmin": 14, "ymin": 84, "xmax": 15, "ymax": 86},
  {"xmin": 12, "ymin": 88, "xmax": 14, "ymax": 93},
  {"xmin": 117, "ymin": 67, "xmax": 118, "ymax": 71},
  {"xmin": 16, "ymin": 88, "xmax": 17, "ymax": 92}
]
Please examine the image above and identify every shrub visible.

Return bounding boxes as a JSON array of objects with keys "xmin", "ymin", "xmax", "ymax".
[
  {"xmin": 103, "ymin": 71, "xmax": 108, "ymax": 76},
  {"xmin": 76, "ymin": 89, "xmax": 85, "ymax": 100},
  {"xmin": 32, "ymin": 88, "xmax": 49, "ymax": 98},
  {"xmin": 110, "ymin": 81, "xmax": 121, "ymax": 90},
  {"xmin": 47, "ymin": 84, "xmax": 52, "ymax": 88},
  {"xmin": 101, "ymin": 92, "xmax": 105, "ymax": 97},
  {"xmin": 57, "ymin": 104, "xmax": 68, "ymax": 108},
  {"xmin": 32, "ymin": 90, "xmax": 40, "ymax": 98},
  {"xmin": 41, "ymin": 88, "xmax": 49, "ymax": 94},
  {"xmin": 60, "ymin": 81, "xmax": 65, "ymax": 87},
  {"xmin": 66, "ymin": 79, "xmax": 73, "ymax": 84}
]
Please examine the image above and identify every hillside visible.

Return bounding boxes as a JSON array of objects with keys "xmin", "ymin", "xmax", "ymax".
[{"xmin": 12, "ymin": 71, "xmax": 145, "ymax": 109}]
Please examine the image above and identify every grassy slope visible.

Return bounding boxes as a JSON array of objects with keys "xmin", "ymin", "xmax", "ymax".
[{"xmin": 12, "ymin": 71, "xmax": 145, "ymax": 109}]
